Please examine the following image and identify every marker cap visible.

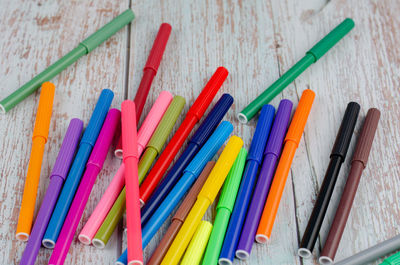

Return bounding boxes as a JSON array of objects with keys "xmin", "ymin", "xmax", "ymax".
[
  {"xmin": 187, "ymin": 67, "xmax": 229, "ymax": 120},
  {"xmin": 330, "ymin": 102, "xmax": 360, "ymax": 158},
  {"xmin": 50, "ymin": 119, "xmax": 83, "ymax": 180},
  {"xmin": 264, "ymin": 99, "xmax": 293, "ymax": 156},
  {"xmin": 184, "ymin": 121, "xmax": 233, "ymax": 176},
  {"xmin": 144, "ymin": 23, "xmax": 172, "ymax": 72},
  {"xmin": 216, "ymin": 148, "xmax": 247, "ymax": 211},
  {"xmin": 285, "ymin": 89, "xmax": 315, "ymax": 147},
  {"xmin": 32, "ymin": 82, "xmax": 56, "ymax": 142},
  {"xmin": 307, "ymin": 18, "xmax": 355, "ymax": 62},
  {"xmin": 247, "ymin": 105, "xmax": 275, "ymax": 163},
  {"xmin": 80, "ymin": 9, "xmax": 135, "ymax": 53},
  {"xmin": 80, "ymin": 89, "xmax": 114, "ymax": 147},
  {"xmin": 87, "ymin": 109, "xmax": 121, "ymax": 168},
  {"xmin": 199, "ymin": 136, "xmax": 244, "ymax": 202},
  {"xmin": 146, "ymin": 96, "xmax": 186, "ymax": 153},
  {"xmin": 121, "ymin": 100, "xmax": 138, "ymax": 160},
  {"xmin": 190, "ymin": 93, "xmax": 234, "ymax": 146}
]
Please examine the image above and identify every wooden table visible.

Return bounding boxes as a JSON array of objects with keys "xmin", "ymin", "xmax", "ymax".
[{"xmin": 0, "ymin": 0, "xmax": 399, "ymax": 264}]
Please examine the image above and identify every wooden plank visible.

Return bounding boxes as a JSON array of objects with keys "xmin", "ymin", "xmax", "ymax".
[
  {"xmin": 271, "ymin": 0, "xmax": 400, "ymax": 264},
  {"xmin": 0, "ymin": 0, "xmax": 129, "ymax": 264}
]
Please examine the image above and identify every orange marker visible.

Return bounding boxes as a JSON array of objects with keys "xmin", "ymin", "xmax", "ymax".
[
  {"xmin": 255, "ymin": 89, "xmax": 315, "ymax": 242},
  {"xmin": 16, "ymin": 82, "xmax": 55, "ymax": 241}
]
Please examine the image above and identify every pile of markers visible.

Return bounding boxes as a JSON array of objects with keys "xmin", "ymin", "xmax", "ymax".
[{"xmin": 1, "ymin": 7, "xmax": 396, "ymax": 265}]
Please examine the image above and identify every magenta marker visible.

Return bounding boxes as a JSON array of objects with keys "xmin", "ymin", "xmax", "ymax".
[
  {"xmin": 19, "ymin": 119, "xmax": 83, "ymax": 265},
  {"xmin": 48, "ymin": 109, "xmax": 120, "ymax": 265},
  {"xmin": 236, "ymin": 100, "xmax": 292, "ymax": 260}
]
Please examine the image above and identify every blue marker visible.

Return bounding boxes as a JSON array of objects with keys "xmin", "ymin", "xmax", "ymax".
[
  {"xmin": 140, "ymin": 94, "xmax": 233, "ymax": 225},
  {"xmin": 219, "ymin": 105, "xmax": 275, "ymax": 265},
  {"xmin": 116, "ymin": 121, "xmax": 233, "ymax": 265},
  {"xmin": 42, "ymin": 89, "xmax": 114, "ymax": 248}
]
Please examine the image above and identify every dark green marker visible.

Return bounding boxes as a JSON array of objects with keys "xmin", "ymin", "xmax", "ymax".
[{"xmin": 238, "ymin": 18, "xmax": 355, "ymax": 123}]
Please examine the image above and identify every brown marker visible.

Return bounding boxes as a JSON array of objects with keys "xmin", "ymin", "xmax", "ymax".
[
  {"xmin": 146, "ymin": 161, "xmax": 215, "ymax": 265},
  {"xmin": 319, "ymin": 108, "xmax": 381, "ymax": 265}
]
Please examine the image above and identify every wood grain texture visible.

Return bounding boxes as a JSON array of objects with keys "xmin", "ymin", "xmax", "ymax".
[{"xmin": 0, "ymin": 0, "xmax": 399, "ymax": 264}]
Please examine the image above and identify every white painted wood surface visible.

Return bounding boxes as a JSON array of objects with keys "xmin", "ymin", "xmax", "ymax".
[{"xmin": 0, "ymin": 0, "xmax": 399, "ymax": 264}]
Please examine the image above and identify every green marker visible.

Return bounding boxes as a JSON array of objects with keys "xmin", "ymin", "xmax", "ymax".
[
  {"xmin": 238, "ymin": 18, "xmax": 355, "ymax": 123},
  {"xmin": 202, "ymin": 148, "xmax": 247, "ymax": 265},
  {"xmin": 0, "ymin": 9, "xmax": 135, "ymax": 113},
  {"xmin": 92, "ymin": 95, "xmax": 185, "ymax": 248},
  {"xmin": 381, "ymin": 251, "xmax": 400, "ymax": 265}
]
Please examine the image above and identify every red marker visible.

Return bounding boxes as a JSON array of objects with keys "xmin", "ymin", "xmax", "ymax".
[
  {"xmin": 115, "ymin": 23, "xmax": 172, "ymax": 158},
  {"xmin": 139, "ymin": 66, "xmax": 229, "ymax": 205}
]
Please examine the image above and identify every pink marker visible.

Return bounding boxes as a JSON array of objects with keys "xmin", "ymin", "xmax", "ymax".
[
  {"xmin": 78, "ymin": 91, "xmax": 172, "ymax": 244},
  {"xmin": 115, "ymin": 91, "xmax": 172, "ymax": 158},
  {"xmin": 121, "ymin": 100, "xmax": 143, "ymax": 265},
  {"xmin": 48, "ymin": 109, "xmax": 120, "ymax": 265}
]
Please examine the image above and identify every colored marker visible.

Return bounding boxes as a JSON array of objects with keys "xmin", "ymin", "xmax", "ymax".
[
  {"xmin": 236, "ymin": 99, "xmax": 293, "ymax": 260},
  {"xmin": 202, "ymin": 148, "xmax": 247, "ymax": 265},
  {"xmin": 238, "ymin": 18, "xmax": 354, "ymax": 123},
  {"xmin": 141, "ymin": 93, "xmax": 233, "ymax": 225},
  {"xmin": 91, "ymin": 96, "xmax": 185, "ymax": 248},
  {"xmin": 298, "ymin": 102, "xmax": 360, "ymax": 258},
  {"xmin": 43, "ymin": 89, "xmax": 113, "ymax": 248},
  {"xmin": 0, "ymin": 9, "xmax": 134, "ymax": 113},
  {"xmin": 114, "ymin": 23, "xmax": 172, "ymax": 156},
  {"xmin": 48, "ymin": 109, "xmax": 120, "ymax": 265},
  {"xmin": 146, "ymin": 162, "xmax": 215, "ymax": 265},
  {"xmin": 181, "ymin": 221, "xmax": 213, "ymax": 265},
  {"xmin": 381, "ymin": 251, "xmax": 400, "ymax": 265},
  {"xmin": 121, "ymin": 101, "xmax": 142, "ymax": 265},
  {"xmin": 19, "ymin": 119, "xmax": 83, "ymax": 265},
  {"xmin": 16, "ymin": 82, "xmax": 55, "ymax": 241},
  {"xmin": 161, "ymin": 136, "xmax": 244, "ymax": 265},
  {"xmin": 78, "ymin": 91, "xmax": 172, "ymax": 244},
  {"xmin": 319, "ymin": 108, "xmax": 380, "ymax": 265},
  {"xmin": 334, "ymin": 235, "xmax": 400, "ymax": 265},
  {"xmin": 139, "ymin": 67, "xmax": 229, "ymax": 205},
  {"xmin": 255, "ymin": 89, "xmax": 315, "ymax": 242},
  {"xmin": 117, "ymin": 121, "xmax": 233, "ymax": 265},
  {"xmin": 219, "ymin": 105, "xmax": 275, "ymax": 264},
  {"xmin": 115, "ymin": 91, "xmax": 172, "ymax": 158}
]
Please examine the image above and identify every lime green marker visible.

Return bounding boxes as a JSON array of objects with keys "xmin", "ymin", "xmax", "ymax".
[
  {"xmin": 381, "ymin": 251, "xmax": 400, "ymax": 265},
  {"xmin": 0, "ymin": 9, "xmax": 135, "ymax": 113},
  {"xmin": 238, "ymin": 18, "xmax": 354, "ymax": 123},
  {"xmin": 202, "ymin": 148, "xmax": 247, "ymax": 265}
]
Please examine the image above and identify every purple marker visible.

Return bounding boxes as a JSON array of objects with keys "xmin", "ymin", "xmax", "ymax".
[
  {"xmin": 235, "ymin": 99, "xmax": 292, "ymax": 260},
  {"xmin": 19, "ymin": 119, "xmax": 83, "ymax": 265}
]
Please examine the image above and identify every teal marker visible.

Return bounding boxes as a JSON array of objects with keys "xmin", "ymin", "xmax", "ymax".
[
  {"xmin": 0, "ymin": 9, "xmax": 135, "ymax": 113},
  {"xmin": 238, "ymin": 18, "xmax": 355, "ymax": 123},
  {"xmin": 202, "ymin": 148, "xmax": 247, "ymax": 265}
]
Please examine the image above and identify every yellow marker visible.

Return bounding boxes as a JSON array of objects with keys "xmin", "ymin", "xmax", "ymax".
[
  {"xmin": 16, "ymin": 82, "xmax": 55, "ymax": 241},
  {"xmin": 161, "ymin": 136, "xmax": 243, "ymax": 265},
  {"xmin": 181, "ymin": 221, "xmax": 213, "ymax": 265}
]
